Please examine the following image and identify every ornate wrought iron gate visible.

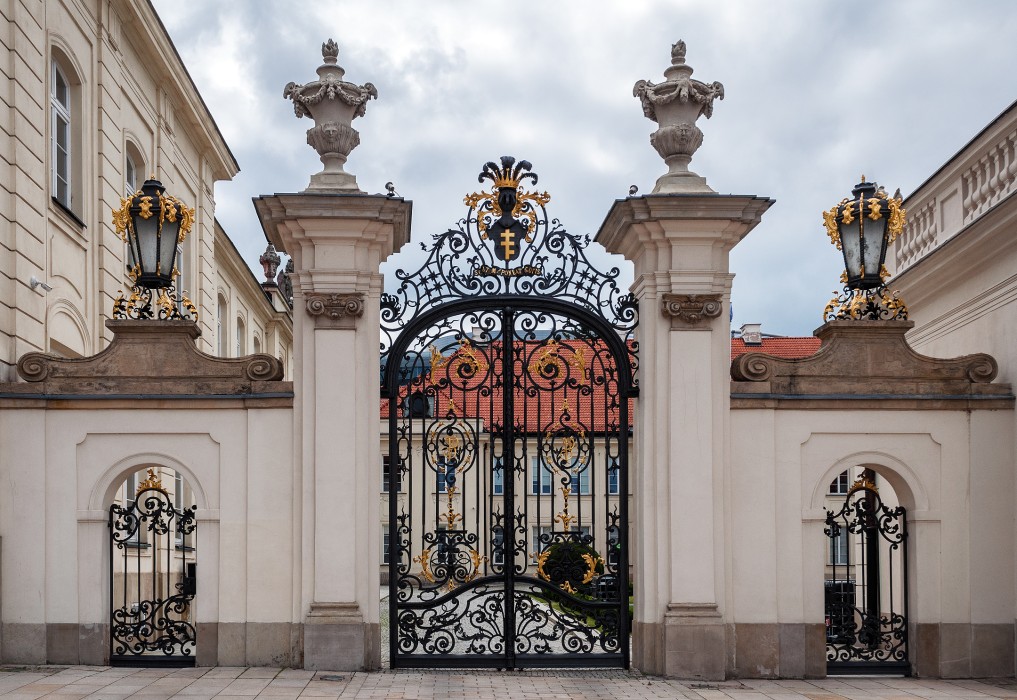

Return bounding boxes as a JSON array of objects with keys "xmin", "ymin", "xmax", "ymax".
[
  {"xmin": 824, "ymin": 471, "xmax": 909, "ymax": 675},
  {"xmin": 381, "ymin": 158, "xmax": 638, "ymax": 669},
  {"xmin": 109, "ymin": 468, "xmax": 197, "ymax": 666}
]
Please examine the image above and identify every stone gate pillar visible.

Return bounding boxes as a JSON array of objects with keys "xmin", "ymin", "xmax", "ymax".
[
  {"xmin": 598, "ymin": 40, "xmax": 772, "ymax": 679},
  {"xmin": 255, "ymin": 38, "xmax": 410, "ymax": 671},
  {"xmin": 255, "ymin": 194, "xmax": 410, "ymax": 670},
  {"xmin": 598, "ymin": 195, "xmax": 770, "ymax": 678}
]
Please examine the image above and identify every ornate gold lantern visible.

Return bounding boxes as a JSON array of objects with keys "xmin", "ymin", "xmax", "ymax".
[
  {"xmin": 112, "ymin": 178, "xmax": 196, "ymax": 320},
  {"xmin": 823, "ymin": 178, "xmax": 908, "ymax": 321}
]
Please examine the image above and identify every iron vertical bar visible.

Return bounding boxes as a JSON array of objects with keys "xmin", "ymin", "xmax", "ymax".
[
  {"xmin": 618, "ymin": 380, "xmax": 631, "ymax": 669},
  {"xmin": 388, "ymin": 397, "xmax": 399, "ymax": 667},
  {"xmin": 502, "ymin": 307, "xmax": 516, "ymax": 668}
]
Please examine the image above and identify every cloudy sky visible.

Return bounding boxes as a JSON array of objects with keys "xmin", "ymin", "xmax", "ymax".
[{"xmin": 151, "ymin": 0, "xmax": 1016, "ymax": 336}]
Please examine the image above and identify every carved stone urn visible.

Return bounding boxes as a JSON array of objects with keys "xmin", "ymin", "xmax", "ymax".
[
  {"xmin": 284, "ymin": 39, "xmax": 377, "ymax": 193},
  {"xmin": 633, "ymin": 41, "xmax": 724, "ymax": 194}
]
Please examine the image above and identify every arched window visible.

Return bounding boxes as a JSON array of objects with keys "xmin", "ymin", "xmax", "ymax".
[
  {"xmin": 236, "ymin": 318, "xmax": 246, "ymax": 356},
  {"xmin": 217, "ymin": 295, "xmax": 228, "ymax": 356},
  {"xmin": 253, "ymin": 335, "xmax": 261, "ymax": 354},
  {"xmin": 125, "ymin": 151, "xmax": 138, "ymax": 197},
  {"xmin": 51, "ymin": 60, "xmax": 73, "ymax": 209}
]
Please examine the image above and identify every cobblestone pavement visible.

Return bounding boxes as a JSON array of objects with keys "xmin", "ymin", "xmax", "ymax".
[{"xmin": 1, "ymin": 666, "xmax": 1016, "ymax": 700}]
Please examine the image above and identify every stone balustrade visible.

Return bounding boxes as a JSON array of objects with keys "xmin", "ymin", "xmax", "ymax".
[{"xmin": 893, "ymin": 106, "xmax": 1017, "ymax": 275}]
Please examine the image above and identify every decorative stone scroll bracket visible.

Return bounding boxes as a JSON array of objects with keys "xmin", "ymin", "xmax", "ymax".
[
  {"xmin": 730, "ymin": 321, "xmax": 1010, "ymax": 408},
  {"xmin": 305, "ymin": 292, "xmax": 365, "ymax": 329},
  {"xmin": 661, "ymin": 293, "xmax": 723, "ymax": 328}
]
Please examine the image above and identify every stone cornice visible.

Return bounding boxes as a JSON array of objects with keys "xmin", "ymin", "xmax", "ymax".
[
  {"xmin": 253, "ymin": 193, "xmax": 412, "ymax": 259},
  {"xmin": 730, "ymin": 320, "xmax": 1011, "ymax": 406},
  {"xmin": 305, "ymin": 292, "xmax": 364, "ymax": 329},
  {"xmin": 661, "ymin": 293, "xmax": 723, "ymax": 327},
  {"xmin": 595, "ymin": 194, "xmax": 774, "ymax": 261}
]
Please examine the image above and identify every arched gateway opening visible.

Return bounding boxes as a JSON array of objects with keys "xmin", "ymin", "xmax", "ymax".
[
  {"xmin": 109, "ymin": 466, "xmax": 199, "ymax": 666},
  {"xmin": 823, "ymin": 467, "xmax": 909, "ymax": 675},
  {"xmin": 380, "ymin": 158, "xmax": 638, "ymax": 669}
]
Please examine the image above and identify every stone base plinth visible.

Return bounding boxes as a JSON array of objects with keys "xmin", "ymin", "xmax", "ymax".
[
  {"xmin": 305, "ymin": 170, "xmax": 361, "ymax": 193},
  {"xmin": 303, "ymin": 603, "xmax": 379, "ymax": 671},
  {"xmin": 652, "ymin": 171, "xmax": 715, "ymax": 194},
  {"xmin": 634, "ymin": 604, "xmax": 728, "ymax": 680}
]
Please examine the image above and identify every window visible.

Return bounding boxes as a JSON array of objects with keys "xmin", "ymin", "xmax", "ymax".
[
  {"xmin": 570, "ymin": 469, "xmax": 591, "ymax": 495},
  {"xmin": 253, "ymin": 336, "xmax": 261, "ymax": 354},
  {"xmin": 530, "ymin": 525, "xmax": 553, "ymax": 563},
  {"xmin": 829, "ymin": 470, "xmax": 850, "ymax": 495},
  {"xmin": 125, "ymin": 152, "xmax": 138, "ymax": 197},
  {"xmin": 382, "ymin": 455, "xmax": 401, "ymax": 492},
  {"xmin": 217, "ymin": 296, "xmax": 227, "ymax": 356},
  {"xmin": 382, "ymin": 524, "xmax": 390, "ymax": 565},
  {"xmin": 51, "ymin": 60, "xmax": 72, "ymax": 209},
  {"xmin": 236, "ymin": 318, "xmax": 246, "ymax": 356},
  {"xmin": 530, "ymin": 457, "xmax": 553, "ymax": 495},
  {"xmin": 491, "ymin": 527, "xmax": 505, "ymax": 565},
  {"xmin": 436, "ymin": 457, "xmax": 455, "ymax": 494},
  {"xmin": 492, "ymin": 457, "xmax": 504, "ymax": 495},
  {"xmin": 173, "ymin": 471, "xmax": 192, "ymax": 550},
  {"xmin": 607, "ymin": 457, "xmax": 620, "ymax": 495},
  {"xmin": 830, "ymin": 527, "xmax": 849, "ymax": 565},
  {"xmin": 124, "ymin": 470, "xmax": 146, "ymax": 546}
]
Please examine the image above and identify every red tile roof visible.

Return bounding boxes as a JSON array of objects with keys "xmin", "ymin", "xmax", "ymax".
[
  {"xmin": 382, "ymin": 336, "xmax": 822, "ymax": 425},
  {"xmin": 731, "ymin": 336, "xmax": 821, "ymax": 359}
]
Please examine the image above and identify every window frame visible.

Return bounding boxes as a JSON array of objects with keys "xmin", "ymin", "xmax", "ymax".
[
  {"xmin": 830, "ymin": 526, "xmax": 849, "ymax": 566},
  {"xmin": 829, "ymin": 470, "xmax": 851, "ymax": 495},
  {"xmin": 530, "ymin": 457, "xmax": 553, "ymax": 495},
  {"xmin": 51, "ymin": 60, "xmax": 73, "ymax": 210}
]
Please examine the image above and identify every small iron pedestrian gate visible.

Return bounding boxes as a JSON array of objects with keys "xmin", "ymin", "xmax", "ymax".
[
  {"xmin": 824, "ymin": 472, "xmax": 909, "ymax": 675},
  {"xmin": 109, "ymin": 468, "xmax": 197, "ymax": 666},
  {"xmin": 381, "ymin": 158, "xmax": 638, "ymax": 669}
]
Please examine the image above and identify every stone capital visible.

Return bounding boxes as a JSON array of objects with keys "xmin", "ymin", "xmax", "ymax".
[
  {"xmin": 661, "ymin": 293, "xmax": 723, "ymax": 327},
  {"xmin": 305, "ymin": 292, "xmax": 364, "ymax": 328}
]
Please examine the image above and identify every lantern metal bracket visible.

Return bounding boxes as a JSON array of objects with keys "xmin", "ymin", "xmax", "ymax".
[
  {"xmin": 824, "ymin": 283, "xmax": 908, "ymax": 322},
  {"xmin": 113, "ymin": 284, "xmax": 197, "ymax": 321}
]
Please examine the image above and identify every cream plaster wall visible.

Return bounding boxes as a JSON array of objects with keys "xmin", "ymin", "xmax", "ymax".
[
  {"xmin": 0, "ymin": 0, "xmax": 238, "ymax": 379},
  {"xmin": 0, "ymin": 400, "xmax": 296, "ymax": 664},
  {"xmin": 728, "ymin": 407, "xmax": 1015, "ymax": 630}
]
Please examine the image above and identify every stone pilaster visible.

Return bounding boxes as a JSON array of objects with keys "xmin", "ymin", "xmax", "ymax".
[
  {"xmin": 596, "ymin": 194, "xmax": 771, "ymax": 678},
  {"xmin": 254, "ymin": 193, "xmax": 410, "ymax": 670}
]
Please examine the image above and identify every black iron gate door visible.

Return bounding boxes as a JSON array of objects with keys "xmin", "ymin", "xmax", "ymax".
[
  {"xmin": 382, "ymin": 158, "xmax": 638, "ymax": 669},
  {"xmin": 824, "ymin": 471, "xmax": 909, "ymax": 675},
  {"xmin": 109, "ymin": 468, "xmax": 197, "ymax": 666}
]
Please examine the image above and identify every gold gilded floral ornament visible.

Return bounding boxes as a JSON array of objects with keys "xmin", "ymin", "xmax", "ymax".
[
  {"xmin": 535, "ymin": 546, "xmax": 604, "ymax": 593},
  {"xmin": 136, "ymin": 467, "xmax": 167, "ymax": 495}
]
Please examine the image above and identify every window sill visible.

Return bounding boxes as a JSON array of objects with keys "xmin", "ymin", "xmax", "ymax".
[
  {"xmin": 123, "ymin": 541, "xmax": 150, "ymax": 550},
  {"xmin": 175, "ymin": 544, "xmax": 195, "ymax": 552},
  {"xmin": 51, "ymin": 197, "xmax": 87, "ymax": 230}
]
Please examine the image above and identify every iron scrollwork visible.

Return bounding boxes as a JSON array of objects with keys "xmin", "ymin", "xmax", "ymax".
[
  {"xmin": 824, "ymin": 475, "xmax": 909, "ymax": 672},
  {"xmin": 384, "ymin": 158, "xmax": 635, "ymax": 669},
  {"xmin": 109, "ymin": 474, "xmax": 198, "ymax": 663}
]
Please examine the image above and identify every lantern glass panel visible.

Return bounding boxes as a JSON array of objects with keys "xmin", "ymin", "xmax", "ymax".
[
  {"xmin": 839, "ymin": 217, "xmax": 862, "ymax": 284},
  {"xmin": 136, "ymin": 215, "xmax": 159, "ymax": 275},
  {"xmin": 861, "ymin": 216, "xmax": 887, "ymax": 282},
  {"xmin": 158, "ymin": 226, "xmax": 179, "ymax": 278}
]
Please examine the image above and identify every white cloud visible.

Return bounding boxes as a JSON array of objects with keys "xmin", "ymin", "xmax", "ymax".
[{"xmin": 152, "ymin": 0, "xmax": 1017, "ymax": 335}]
